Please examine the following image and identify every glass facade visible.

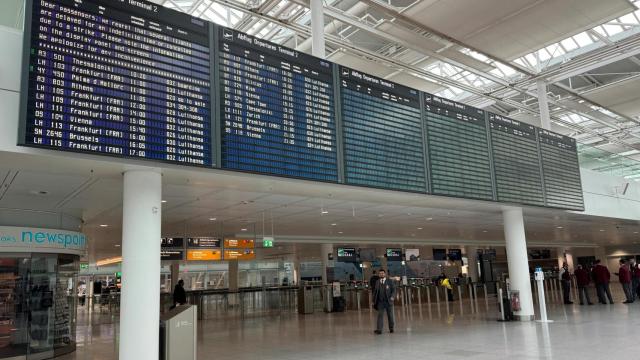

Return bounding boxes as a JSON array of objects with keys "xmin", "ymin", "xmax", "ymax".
[{"xmin": 0, "ymin": 254, "xmax": 78, "ymax": 360}]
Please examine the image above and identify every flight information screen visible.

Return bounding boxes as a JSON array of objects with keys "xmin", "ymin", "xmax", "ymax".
[
  {"xmin": 218, "ymin": 27, "xmax": 338, "ymax": 181},
  {"xmin": 340, "ymin": 67, "xmax": 427, "ymax": 192},
  {"xmin": 21, "ymin": 0, "xmax": 212, "ymax": 165},
  {"xmin": 538, "ymin": 129, "xmax": 584, "ymax": 210},
  {"xmin": 489, "ymin": 114, "xmax": 544, "ymax": 206},
  {"xmin": 424, "ymin": 94, "xmax": 493, "ymax": 200}
]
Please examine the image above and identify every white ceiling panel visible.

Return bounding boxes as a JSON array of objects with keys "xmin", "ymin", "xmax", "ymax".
[
  {"xmin": 582, "ymin": 76, "xmax": 640, "ymax": 119},
  {"xmin": 404, "ymin": 0, "xmax": 634, "ymax": 60}
]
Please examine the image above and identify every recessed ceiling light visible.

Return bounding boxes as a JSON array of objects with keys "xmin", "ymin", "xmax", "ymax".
[
  {"xmin": 634, "ymin": 232, "xmax": 639, "ymax": 234},
  {"xmin": 99, "ymin": 224, "xmax": 108, "ymax": 227},
  {"xmin": 482, "ymin": 230, "xmax": 488, "ymax": 233},
  {"xmin": 378, "ymin": 214, "xmax": 384, "ymax": 217},
  {"xmin": 161, "ymin": 200, "xmax": 167, "ymax": 203},
  {"xmin": 417, "ymin": 227, "xmax": 423, "ymax": 230},
  {"xmin": 240, "ymin": 228, "xmax": 247, "ymax": 232},
  {"xmin": 338, "ymin": 231, "xmax": 343, "ymax": 234},
  {"xmin": 407, "ymin": 213, "xmax": 412, "ymax": 216},
  {"xmin": 557, "ymin": 226, "xmax": 563, "ymax": 229},
  {"xmin": 114, "ymin": 244, "xmax": 120, "ymax": 247},
  {"xmin": 600, "ymin": 229, "xmax": 605, "ymax": 232},
  {"xmin": 426, "ymin": 218, "xmax": 433, "ymax": 221},
  {"xmin": 209, "ymin": 218, "xmax": 217, "ymax": 221},
  {"xmin": 331, "ymin": 223, "xmax": 337, "ymax": 226},
  {"xmin": 321, "ymin": 210, "xmax": 328, "ymax": 214}
]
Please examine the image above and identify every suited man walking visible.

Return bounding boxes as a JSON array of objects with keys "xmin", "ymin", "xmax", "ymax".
[{"xmin": 373, "ymin": 269, "xmax": 396, "ymax": 335}]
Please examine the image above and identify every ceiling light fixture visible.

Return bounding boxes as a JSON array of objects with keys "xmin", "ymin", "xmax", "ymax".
[
  {"xmin": 240, "ymin": 228, "xmax": 247, "ymax": 232},
  {"xmin": 417, "ymin": 227, "xmax": 423, "ymax": 230},
  {"xmin": 114, "ymin": 244, "xmax": 121, "ymax": 247},
  {"xmin": 99, "ymin": 224, "xmax": 108, "ymax": 227},
  {"xmin": 161, "ymin": 200, "xmax": 167, "ymax": 203},
  {"xmin": 321, "ymin": 210, "xmax": 328, "ymax": 214},
  {"xmin": 209, "ymin": 218, "xmax": 217, "ymax": 221},
  {"xmin": 599, "ymin": 229, "xmax": 605, "ymax": 232},
  {"xmin": 426, "ymin": 217, "xmax": 433, "ymax": 221},
  {"xmin": 331, "ymin": 223, "xmax": 337, "ymax": 226},
  {"xmin": 338, "ymin": 231, "xmax": 343, "ymax": 234},
  {"xmin": 557, "ymin": 226, "xmax": 563, "ymax": 229},
  {"xmin": 482, "ymin": 230, "xmax": 488, "ymax": 233}
]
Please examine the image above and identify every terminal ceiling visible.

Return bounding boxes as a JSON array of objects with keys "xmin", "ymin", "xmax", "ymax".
[
  {"xmin": 0, "ymin": 153, "xmax": 638, "ymax": 262},
  {"xmin": 146, "ymin": 0, "xmax": 640, "ymax": 180}
]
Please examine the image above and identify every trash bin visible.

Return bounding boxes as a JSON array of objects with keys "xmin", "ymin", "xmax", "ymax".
[
  {"xmin": 298, "ymin": 286, "xmax": 314, "ymax": 314},
  {"xmin": 159, "ymin": 305, "xmax": 197, "ymax": 360}
]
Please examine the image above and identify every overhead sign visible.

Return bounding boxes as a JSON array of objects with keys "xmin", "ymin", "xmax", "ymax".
[
  {"xmin": 0, "ymin": 226, "xmax": 87, "ymax": 255},
  {"xmin": 262, "ymin": 237, "xmax": 274, "ymax": 248},
  {"xmin": 161, "ymin": 250, "xmax": 184, "ymax": 261},
  {"xmin": 187, "ymin": 249, "xmax": 222, "ymax": 261},
  {"xmin": 224, "ymin": 249, "xmax": 256, "ymax": 260},
  {"xmin": 224, "ymin": 238, "xmax": 255, "ymax": 249},
  {"xmin": 187, "ymin": 237, "xmax": 221, "ymax": 248}
]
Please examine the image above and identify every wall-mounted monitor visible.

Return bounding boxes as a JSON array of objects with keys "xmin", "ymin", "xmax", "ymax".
[
  {"xmin": 386, "ymin": 248, "xmax": 403, "ymax": 262},
  {"xmin": 433, "ymin": 249, "xmax": 447, "ymax": 261},
  {"xmin": 337, "ymin": 247, "xmax": 357, "ymax": 262}
]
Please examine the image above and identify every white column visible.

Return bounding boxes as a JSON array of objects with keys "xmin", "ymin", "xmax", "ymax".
[
  {"xmin": 537, "ymin": 80, "xmax": 551, "ymax": 130},
  {"xmin": 320, "ymin": 243, "xmax": 333, "ymax": 285},
  {"xmin": 466, "ymin": 246, "xmax": 479, "ymax": 283},
  {"xmin": 503, "ymin": 207, "xmax": 534, "ymax": 321},
  {"xmin": 310, "ymin": 0, "xmax": 326, "ymax": 58},
  {"xmin": 119, "ymin": 169, "xmax": 162, "ymax": 360}
]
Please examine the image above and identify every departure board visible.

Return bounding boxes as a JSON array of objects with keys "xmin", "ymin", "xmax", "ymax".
[
  {"xmin": 218, "ymin": 27, "xmax": 338, "ymax": 181},
  {"xmin": 424, "ymin": 94, "xmax": 493, "ymax": 200},
  {"xmin": 538, "ymin": 129, "xmax": 584, "ymax": 210},
  {"xmin": 489, "ymin": 114, "xmax": 545, "ymax": 206},
  {"xmin": 340, "ymin": 67, "xmax": 427, "ymax": 192},
  {"xmin": 20, "ymin": 0, "xmax": 213, "ymax": 165}
]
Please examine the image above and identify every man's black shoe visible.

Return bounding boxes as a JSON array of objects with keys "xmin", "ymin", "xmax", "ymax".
[
  {"xmin": 389, "ymin": 329, "xmax": 394, "ymax": 333},
  {"xmin": 374, "ymin": 330, "xmax": 382, "ymax": 335},
  {"xmin": 588, "ymin": 303, "xmax": 594, "ymax": 305}
]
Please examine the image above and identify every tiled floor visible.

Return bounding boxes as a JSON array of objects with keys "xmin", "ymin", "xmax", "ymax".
[{"xmin": 60, "ymin": 289, "xmax": 640, "ymax": 360}]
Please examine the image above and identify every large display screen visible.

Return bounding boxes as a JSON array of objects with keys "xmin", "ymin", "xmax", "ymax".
[
  {"xmin": 21, "ymin": 0, "xmax": 213, "ymax": 165},
  {"xmin": 425, "ymin": 94, "xmax": 493, "ymax": 200},
  {"xmin": 337, "ymin": 247, "xmax": 357, "ymax": 262},
  {"xmin": 218, "ymin": 27, "xmax": 338, "ymax": 181},
  {"xmin": 538, "ymin": 129, "xmax": 584, "ymax": 210},
  {"xmin": 18, "ymin": 0, "xmax": 584, "ymax": 211},
  {"xmin": 340, "ymin": 67, "xmax": 427, "ymax": 192},
  {"xmin": 489, "ymin": 114, "xmax": 545, "ymax": 206}
]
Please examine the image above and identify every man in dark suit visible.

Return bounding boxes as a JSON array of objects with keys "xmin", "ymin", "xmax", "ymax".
[{"xmin": 373, "ymin": 269, "xmax": 396, "ymax": 334}]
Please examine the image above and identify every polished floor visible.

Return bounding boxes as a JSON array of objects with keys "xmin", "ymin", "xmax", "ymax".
[{"xmin": 60, "ymin": 287, "xmax": 640, "ymax": 360}]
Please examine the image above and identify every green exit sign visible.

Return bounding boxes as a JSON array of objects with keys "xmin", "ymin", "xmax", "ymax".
[
  {"xmin": 263, "ymin": 237, "xmax": 274, "ymax": 248},
  {"xmin": 80, "ymin": 263, "xmax": 89, "ymax": 270}
]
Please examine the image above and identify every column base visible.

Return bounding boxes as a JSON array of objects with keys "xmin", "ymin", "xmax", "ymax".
[{"xmin": 513, "ymin": 314, "xmax": 535, "ymax": 321}]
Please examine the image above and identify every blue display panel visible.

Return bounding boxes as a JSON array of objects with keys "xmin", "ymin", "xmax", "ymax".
[
  {"xmin": 218, "ymin": 27, "xmax": 338, "ymax": 181},
  {"xmin": 20, "ymin": 0, "xmax": 213, "ymax": 166},
  {"xmin": 340, "ymin": 67, "xmax": 427, "ymax": 192},
  {"xmin": 538, "ymin": 129, "xmax": 584, "ymax": 210},
  {"xmin": 489, "ymin": 113, "xmax": 545, "ymax": 206},
  {"xmin": 424, "ymin": 94, "xmax": 494, "ymax": 200}
]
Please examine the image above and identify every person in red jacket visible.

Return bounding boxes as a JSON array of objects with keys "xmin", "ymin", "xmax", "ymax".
[
  {"xmin": 592, "ymin": 260, "xmax": 614, "ymax": 304},
  {"xmin": 574, "ymin": 264, "xmax": 593, "ymax": 305},
  {"xmin": 618, "ymin": 259, "xmax": 634, "ymax": 304}
]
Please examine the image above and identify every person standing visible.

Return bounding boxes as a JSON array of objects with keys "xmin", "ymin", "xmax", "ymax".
[
  {"xmin": 171, "ymin": 279, "xmax": 187, "ymax": 309},
  {"xmin": 618, "ymin": 260, "xmax": 634, "ymax": 304},
  {"xmin": 630, "ymin": 259, "xmax": 640, "ymax": 302},
  {"xmin": 560, "ymin": 263, "xmax": 573, "ymax": 305},
  {"xmin": 593, "ymin": 260, "xmax": 614, "ymax": 304},
  {"xmin": 634, "ymin": 263, "xmax": 640, "ymax": 299},
  {"xmin": 373, "ymin": 269, "xmax": 396, "ymax": 335},
  {"xmin": 574, "ymin": 264, "xmax": 593, "ymax": 305}
]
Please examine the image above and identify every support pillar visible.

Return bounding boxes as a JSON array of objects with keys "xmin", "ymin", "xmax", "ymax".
[
  {"xmin": 466, "ymin": 246, "xmax": 479, "ymax": 283},
  {"xmin": 119, "ymin": 169, "xmax": 162, "ymax": 360},
  {"xmin": 228, "ymin": 259, "xmax": 239, "ymax": 292},
  {"xmin": 310, "ymin": 0, "xmax": 326, "ymax": 58},
  {"xmin": 537, "ymin": 80, "xmax": 551, "ymax": 130},
  {"xmin": 320, "ymin": 243, "xmax": 333, "ymax": 285},
  {"xmin": 503, "ymin": 207, "xmax": 534, "ymax": 321},
  {"xmin": 170, "ymin": 262, "xmax": 180, "ymax": 290}
]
